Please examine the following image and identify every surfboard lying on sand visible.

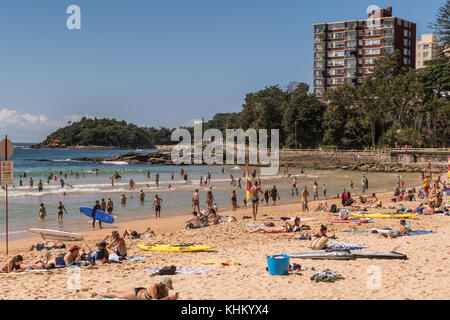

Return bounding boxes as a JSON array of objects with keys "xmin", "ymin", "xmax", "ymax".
[
  {"xmin": 137, "ymin": 243, "xmax": 215, "ymax": 252},
  {"xmin": 289, "ymin": 250, "xmax": 407, "ymax": 260},
  {"xmin": 79, "ymin": 207, "xmax": 114, "ymax": 224},
  {"xmin": 350, "ymin": 213, "xmax": 417, "ymax": 219},
  {"xmin": 29, "ymin": 228, "xmax": 84, "ymax": 241}
]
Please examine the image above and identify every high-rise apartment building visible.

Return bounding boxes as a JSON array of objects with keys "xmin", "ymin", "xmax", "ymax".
[
  {"xmin": 313, "ymin": 6, "xmax": 416, "ymax": 97},
  {"xmin": 416, "ymin": 34, "xmax": 440, "ymax": 68}
]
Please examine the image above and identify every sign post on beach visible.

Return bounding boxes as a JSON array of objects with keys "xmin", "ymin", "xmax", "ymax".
[{"xmin": 0, "ymin": 136, "xmax": 13, "ymax": 255}]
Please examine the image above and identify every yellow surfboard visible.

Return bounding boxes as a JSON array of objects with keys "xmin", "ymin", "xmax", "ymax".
[
  {"xmin": 351, "ymin": 213, "xmax": 417, "ymax": 219},
  {"xmin": 137, "ymin": 243, "xmax": 215, "ymax": 252}
]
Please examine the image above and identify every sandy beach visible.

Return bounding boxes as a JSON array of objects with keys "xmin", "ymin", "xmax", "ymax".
[{"xmin": 1, "ymin": 184, "xmax": 449, "ymax": 300}]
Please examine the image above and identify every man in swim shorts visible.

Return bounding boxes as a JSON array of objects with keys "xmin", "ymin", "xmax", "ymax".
[
  {"xmin": 57, "ymin": 201, "xmax": 68, "ymax": 224},
  {"xmin": 250, "ymin": 181, "xmax": 263, "ymax": 221},
  {"xmin": 192, "ymin": 190, "xmax": 200, "ymax": 212},
  {"xmin": 92, "ymin": 200, "xmax": 102, "ymax": 229},
  {"xmin": 185, "ymin": 212, "xmax": 201, "ymax": 229},
  {"xmin": 153, "ymin": 195, "xmax": 163, "ymax": 218}
]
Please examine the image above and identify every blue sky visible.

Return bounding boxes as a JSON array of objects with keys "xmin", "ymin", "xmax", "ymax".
[{"xmin": 0, "ymin": 0, "xmax": 443, "ymax": 142}]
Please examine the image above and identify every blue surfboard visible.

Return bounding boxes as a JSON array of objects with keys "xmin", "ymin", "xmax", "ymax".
[{"xmin": 80, "ymin": 207, "xmax": 115, "ymax": 224}]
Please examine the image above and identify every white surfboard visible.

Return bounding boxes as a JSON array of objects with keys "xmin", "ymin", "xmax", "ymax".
[{"xmin": 29, "ymin": 228, "xmax": 84, "ymax": 241}]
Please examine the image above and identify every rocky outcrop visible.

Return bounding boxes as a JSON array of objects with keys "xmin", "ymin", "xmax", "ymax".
[{"xmin": 31, "ymin": 137, "xmax": 66, "ymax": 149}]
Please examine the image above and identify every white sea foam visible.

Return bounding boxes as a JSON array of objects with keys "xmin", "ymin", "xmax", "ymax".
[{"xmin": 101, "ymin": 161, "xmax": 129, "ymax": 165}]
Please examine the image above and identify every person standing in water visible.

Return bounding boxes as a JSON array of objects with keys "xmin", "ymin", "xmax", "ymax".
[
  {"xmin": 155, "ymin": 173, "xmax": 160, "ymax": 188},
  {"xmin": 152, "ymin": 195, "xmax": 163, "ymax": 219},
  {"xmin": 231, "ymin": 191, "xmax": 237, "ymax": 211},
  {"xmin": 192, "ymin": 190, "xmax": 200, "ymax": 212},
  {"xmin": 107, "ymin": 198, "xmax": 114, "ymax": 215},
  {"xmin": 57, "ymin": 201, "xmax": 68, "ymax": 224},
  {"xmin": 250, "ymin": 181, "xmax": 263, "ymax": 221},
  {"xmin": 120, "ymin": 194, "xmax": 127, "ymax": 205},
  {"xmin": 39, "ymin": 203, "xmax": 47, "ymax": 221},
  {"xmin": 139, "ymin": 190, "xmax": 145, "ymax": 203}
]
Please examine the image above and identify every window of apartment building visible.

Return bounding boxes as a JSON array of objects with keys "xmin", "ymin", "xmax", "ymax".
[
  {"xmin": 315, "ymin": 25, "xmax": 325, "ymax": 33},
  {"xmin": 346, "ymin": 41, "xmax": 357, "ymax": 49},
  {"xmin": 346, "ymin": 60, "xmax": 357, "ymax": 67},
  {"xmin": 384, "ymin": 29, "xmax": 394, "ymax": 37},
  {"xmin": 397, "ymin": 19, "xmax": 402, "ymax": 26},
  {"xmin": 358, "ymin": 58, "xmax": 363, "ymax": 65},
  {"xmin": 384, "ymin": 19, "xmax": 394, "ymax": 27},
  {"xmin": 365, "ymin": 39, "xmax": 380, "ymax": 46},
  {"xmin": 315, "ymin": 44, "xmax": 325, "ymax": 51},
  {"xmin": 423, "ymin": 52, "xmax": 429, "ymax": 58},
  {"xmin": 314, "ymin": 70, "xmax": 324, "ymax": 77},
  {"xmin": 358, "ymin": 30, "xmax": 363, "ymax": 37},
  {"xmin": 358, "ymin": 78, "xmax": 363, "ymax": 84},
  {"xmin": 404, "ymin": 48, "xmax": 408, "ymax": 56},
  {"xmin": 404, "ymin": 57, "xmax": 408, "ymax": 65},
  {"xmin": 368, "ymin": 19, "xmax": 381, "ymax": 28},
  {"xmin": 328, "ymin": 41, "xmax": 345, "ymax": 49},
  {"xmin": 404, "ymin": 39, "xmax": 409, "ymax": 46},
  {"xmin": 409, "ymin": 31, "xmax": 411, "ymax": 38},
  {"xmin": 384, "ymin": 38, "xmax": 394, "ymax": 46},
  {"xmin": 315, "ymin": 61, "xmax": 325, "ymax": 68},
  {"xmin": 423, "ymin": 44, "xmax": 429, "ymax": 50},
  {"xmin": 384, "ymin": 47, "xmax": 394, "ymax": 54},
  {"xmin": 314, "ymin": 53, "xmax": 325, "ymax": 60},
  {"xmin": 329, "ymin": 23, "xmax": 345, "ymax": 30},
  {"xmin": 327, "ymin": 69, "xmax": 345, "ymax": 76},
  {"xmin": 328, "ymin": 50, "xmax": 345, "ymax": 58},
  {"xmin": 364, "ymin": 67, "xmax": 374, "ymax": 74},
  {"xmin": 404, "ymin": 30, "xmax": 408, "ymax": 38},
  {"xmin": 346, "ymin": 22, "xmax": 357, "ymax": 30},
  {"xmin": 327, "ymin": 78, "xmax": 345, "ymax": 85},
  {"xmin": 364, "ymin": 48, "xmax": 380, "ymax": 55},
  {"xmin": 315, "ymin": 79, "xmax": 324, "ymax": 86},
  {"xmin": 346, "ymin": 69, "xmax": 357, "ymax": 77},
  {"xmin": 365, "ymin": 29, "xmax": 381, "ymax": 36},
  {"xmin": 358, "ymin": 49, "xmax": 362, "ymax": 55},
  {"xmin": 329, "ymin": 32, "xmax": 345, "ymax": 39},
  {"xmin": 346, "ymin": 33, "xmax": 357, "ymax": 40},
  {"xmin": 327, "ymin": 59, "xmax": 345, "ymax": 67},
  {"xmin": 364, "ymin": 58, "xmax": 376, "ymax": 64},
  {"xmin": 315, "ymin": 88, "xmax": 325, "ymax": 96},
  {"xmin": 404, "ymin": 21, "xmax": 408, "ymax": 28}
]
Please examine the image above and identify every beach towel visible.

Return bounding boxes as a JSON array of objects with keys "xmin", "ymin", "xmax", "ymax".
[
  {"xmin": 245, "ymin": 223, "xmax": 265, "ymax": 227},
  {"xmin": 98, "ymin": 297, "xmax": 124, "ymax": 300},
  {"xmin": 409, "ymin": 230, "xmax": 436, "ymax": 236},
  {"xmin": 202, "ymin": 260, "xmax": 240, "ymax": 266},
  {"xmin": 263, "ymin": 230, "xmax": 291, "ymax": 234},
  {"xmin": 342, "ymin": 230, "xmax": 369, "ymax": 234},
  {"xmin": 145, "ymin": 267, "xmax": 213, "ymax": 275},
  {"xmin": 126, "ymin": 256, "xmax": 147, "ymax": 261}
]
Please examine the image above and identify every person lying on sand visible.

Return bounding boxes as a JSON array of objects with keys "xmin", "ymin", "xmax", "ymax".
[
  {"xmin": 46, "ymin": 245, "xmax": 81, "ymax": 267},
  {"xmin": 122, "ymin": 228, "xmax": 155, "ymax": 239},
  {"xmin": 1, "ymin": 255, "xmax": 25, "ymax": 273},
  {"xmin": 379, "ymin": 220, "xmax": 410, "ymax": 238},
  {"xmin": 249, "ymin": 218, "xmax": 305, "ymax": 233},
  {"xmin": 185, "ymin": 211, "xmax": 201, "ymax": 229},
  {"xmin": 314, "ymin": 225, "xmax": 335, "ymax": 238},
  {"xmin": 29, "ymin": 241, "xmax": 66, "ymax": 252},
  {"xmin": 98, "ymin": 277, "xmax": 179, "ymax": 300}
]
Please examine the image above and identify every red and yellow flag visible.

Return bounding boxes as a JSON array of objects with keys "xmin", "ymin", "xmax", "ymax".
[{"xmin": 246, "ymin": 166, "xmax": 252, "ymax": 202}]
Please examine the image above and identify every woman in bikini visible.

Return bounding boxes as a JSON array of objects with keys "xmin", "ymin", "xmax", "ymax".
[
  {"xmin": 1, "ymin": 255, "xmax": 24, "ymax": 273},
  {"xmin": 98, "ymin": 277, "xmax": 179, "ymax": 300}
]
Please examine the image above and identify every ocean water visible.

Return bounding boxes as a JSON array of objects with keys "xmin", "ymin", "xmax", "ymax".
[{"xmin": 0, "ymin": 144, "xmax": 424, "ymax": 241}]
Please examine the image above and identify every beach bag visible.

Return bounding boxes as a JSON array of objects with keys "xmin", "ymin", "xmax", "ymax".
[
  {"xmin": 330, "ymin": 204, "xmax": 338, "ymax": 213},
  {"xmin": 310, "ymin": 237, "xmax": 328, "ymax": 250},
  {"xmin": 157, "ymin": 265, "xmax": 177, "ymax": 275},
  {"xmin": 228, "ymin": 216, "xmax": 237, "ymax": 223}
]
